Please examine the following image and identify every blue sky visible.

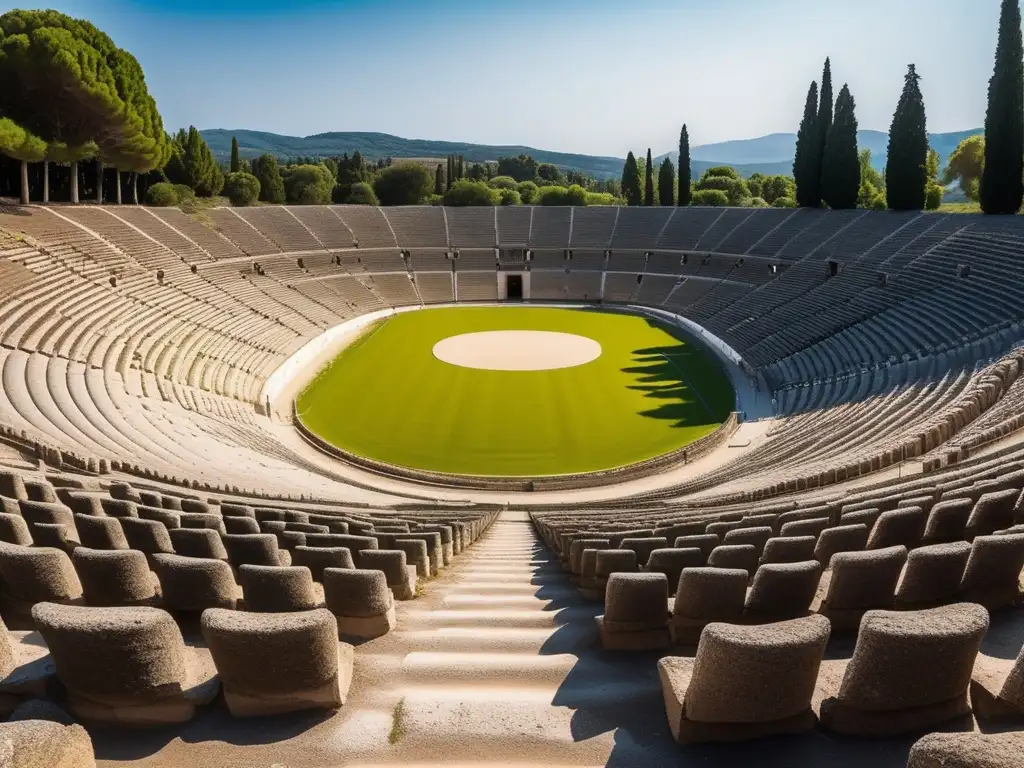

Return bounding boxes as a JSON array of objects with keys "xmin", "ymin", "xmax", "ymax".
[{"xmin": 12, "ymin": 0, "xmax": 1004, "ymax": 156}]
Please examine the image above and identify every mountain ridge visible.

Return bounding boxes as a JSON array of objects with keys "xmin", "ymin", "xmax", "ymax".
[{"xmin": 201, "ymin": 127, "xmax": 981, "ymax": 180}]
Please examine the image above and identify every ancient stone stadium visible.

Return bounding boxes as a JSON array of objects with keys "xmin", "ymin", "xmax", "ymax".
[{"xmin": 0, "ymin": 199, "xmax": 1021, "ymax": 767}]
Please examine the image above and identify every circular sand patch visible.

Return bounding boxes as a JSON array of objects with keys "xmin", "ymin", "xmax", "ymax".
[{"xmin": 432, "ymin": 330, "xmax": 602, "ymax": 371}]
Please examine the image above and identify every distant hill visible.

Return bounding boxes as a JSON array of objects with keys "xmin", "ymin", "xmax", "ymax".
[
  {"xmin": 202, "ymin": 127, "xmax": 981, "ymax": 181},
  {"xmin": 661, "ymin": 129, "xmax": 981, "ymax": 174},
  {"xmin": 201, "ymin": 129, "xmax": 626, "ymax": 179}
]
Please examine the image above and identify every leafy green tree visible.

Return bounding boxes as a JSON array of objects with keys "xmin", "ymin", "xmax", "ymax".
[
  {"xmin": 373, "ymin": 161, "xmax": 433, "ymax": 205},
  {"xmin": 443, "ymin": 179, "xmax": 498, "ymax": 206},
  {"xmin": 230, "ymin": 137, "xmax": 240, "ymax": 173},
  {"xmin": 761, "ymin": 175, "xmax": 796, "ymax": 204},
  {"xmin": 691, "ymin": 189, "xmax": 729, "ymax": 206},
  {"xmin": 347, "ymin": 181, "xmax": 378, "ymax": 205},
  {"xmin": 696, "ymin": 167, "xmax": 749, "ymax": 205},
  {"xmin": 252, "ymin": 154, "xmax": 285, "ymax": 203},
  {"xmin": 942, "ymin": 135, "xmax": 985, "ymax": 200},
  {"xmin": 644, "ymin": 149, "xmax": 655, "ymax": 206},
  {"xmin": 981, "ymin": 0, "xmax": 1024, "ymax": 213},
  {"xmin": 658, "ymin": 157, "xmax": 676, "ymax": 206},
  {"xmin": 0, "ymin": 10, "xmax": 166, "ymax": 204},
  {"xmin": 536, "ymin": 184, "xmax": 588, "ymax": 206},
  {"xmin": 678, "ymin": 124, "xmax": 691, "ymax": 205},
  {"xmin": 859, "ymin": 149, "xmax": 885, "ymax": 191},
  {"xmin": 223, "ymin": 171, "xmax": 260, "ymax": 206},
  {"xmin": 283, "ymin": 163, "xmax": 333, "ymax": 204},
  {"xmin": 750, "ymin": 197, "xmax": 768, "ymax": 208},
  {"xmin": 497, "ymin": 154, "xmax": 538, "ymax": 182},
  {"xmin": 537, "ymin": 163, "xmax": 563, "ymax": 184},
  {"xmin": 822, "ymin": 83, "xmax": 860, "ymax": 209},
  {"xmin": 0, "ymin": 118, "xmax": 46, "ymax": 203},
  {"xmin": 499, "ymin": 188, "xmax": 521, "ymax": 206},
  {"xmin": 747, "ymin": 173, "xmax": 765, "ymax": 198},
  {"xmin": 925, "ymin": 147, "xmax": 944, "ymax": 209},
  {"xmin": 621, "ymin": 151, "xmax": 642, "ymax": 206},
  {"xmin": 146, "ymin": 181, "xmax": 177, "ymax": 206},
  {"xmin": 794, "ymin": 80, "xmax": 819, "ymax": 207},
  {"xmin": 772, "ymin": 196, "xmax": 798, "ymax": 208},
  {"xmin": 517, "ymin": 181, "xmax": 539, "ymax": 204},
  {"xmin": 886, "ymin": 64, "xmax": 928, "ymax": 210},
  {"xmin": 488, "ymin": 176, "xmax": 518, "ymax": 190}
]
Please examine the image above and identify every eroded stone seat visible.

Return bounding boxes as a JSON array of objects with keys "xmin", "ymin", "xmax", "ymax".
[
  {"xmin": 582, "ymin": 549, "xmax": 638, "ymax": 601},
  {"xmin": 169, "ymin": 528, "xmax": 228, "ymax": 561},
  {"xmin": 74, "ymin": 514, "xmax": 128, "ymax": 551},
  {"xmin": 958, "ymin": 533, "xmax": 1024, "ymax": 610},
  {"xmin": 646, "ymin": 548, "xmax": 702, "ymax": 594},
  {"xmin": 970, "ymin": 644, "xmax": 1024, "ymax": 722},
  {"xmin": 73, "ymin": 548, "xmax": 158, "ymax": 607},
  {"xmin": 120, "ymin": 518, "xmax": 174, "ymax": 561},
  {"xmin": 238, "ymin": 565, "xmax": 319, "ymax": 612},
  {"xmin": 670, "ymin": 567, "xmax": 747, "ymax": 646},
  {"xmin": 33, "ymin": 603, "xmax": 218, "ymax": 726},
  {"xmin": 866, "ymin": 507, "xmax": 925, "ymax": 550},
  {"xmin": 619, "ymin": 537, "xmax": 669, "ymax": 568},
  {"xmin": 907, "ymin": 731, "xmax": 1024, "ymax": 768},
  {"xmin": 816, "ymin": 603, "xmax": 989, "ymax": 736},
  {"xmin": 722, "ymin": 527, "xmax": 772, "ymax": 557},
  {"xmin": 760, "ymin": 536, "xmax": 817, "ymax": 565},
  {"xmin": 360, "ymin": 550, "xmax": 416, "ymax": 601},
  {"xmin": 816, "ymin": 545, "xmax": 907, "ymax": 631},
  {"xmin": 707, "ymin": 544, "xmax": 759, "ymax": 577},
  {"xmin": 0, "ymin": 514, "xmax": 31, "ymax": 547},
  {"xmin": 0, "ymin": 543, "xmax": 82, "ymax": 628},
  {"xmin": 323, "ymin": 568, "xmax": 395, "ymax": 640},
  {"xmin": 922, "ymin": 499, "xmax": 973, "ymax": 545},
  {"xmin": 291, "ymin": 546, "xmax": 354, "ymax": 583},
  {"xmin": 222, "ymin": 533, "xmax": 284, "ymax": 569},
  {"xmin": 0, "ymin": 615, "xmax": 55, "ymax": 705},
  {"xmin": 0, "ymin": 717, "xmax": 96, "ymax": 767},
  {"xmin": 598, "ymin": 572, "xmax": 669, "ymax": 650},
  {"xmin": 152, "ymin": 553, "xmax": 238, "ymax": 613},
  {"xmin": 966, "ymin": 490, "xmax": 1019, "ymax": 541},
  {"xmin": 744, "ymin": 561, "xmax": 821, "ymax": 622},
  {"xmin": 391, "ymin": 538, "xmax": 430, "ymax": 579},
  {"xmin": 673, "ymin": 534, "xmax": 719, "ymax": 565},
  {"xmin": 894, "ymin": 542, "xmax": 971, "ymax": 610},
  {"xmin": 201, "ymin": 608, "xmax": 351, "ymax": 717},
  {"xmin": 814, "ymin": 524, "xmax": 868, "ymax": 566},
  {"xmin": 659, "ymin": 614, "xmax": 830, "ymax": 743}
]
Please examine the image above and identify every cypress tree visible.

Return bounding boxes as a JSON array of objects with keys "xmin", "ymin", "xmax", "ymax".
[
  {"xmin": 678, "ymin": 124, "xmax": 691, "ymax": 205},
  {"xmin": 886, "ymin": 64, "xmax": 928, "ymax": 210},
  {"xmin": 822, "ymin": 84, "xmax": 860, "ymax": 209},
  {"xmin": 445, "ymin": 156, "xmax": 453, "ymax": 191},
  {"xmin": 434, "ymin": 163, "xmax": 444, "ymax": 196},
  {"xmin": 980, "ymin": 0, "xmax": 1024, "ymax": 214},
  {"xmin": 621, "ymin": 151, "xmax": 642, "ymax": 206},
  {"xmin": 793, "ymin": 81, "xmax": 819, "ymax": 207},
  {"xmin": 644, "ymin": 148, "xmax": 655, "ymax": 206},
  {"xmin": 814, "ymin": 58, "xmax": 833, "ymax": 194},
  {"xmin": 230, "ymin": 136, "xmax": 240, "ymax": 173},
  {"xmin": 658, "ymin": 157, "xmax": 676, "ymax": 206}
]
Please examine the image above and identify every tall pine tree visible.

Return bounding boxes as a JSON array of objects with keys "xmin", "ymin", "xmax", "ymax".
[
  {"xmin": 793, "ymin": 81, "xmax": 819, "ymax": 207},
  {"xmin": 886, "ymin": 64, "xmax": 928, "ymax": 210},
  {"xmin": 678, "ymin": 125, "xmax": 691, "ymax": 205},
  {"xmin": 822, "ymin": 84, "xmax": 860, "ymax": 209},
  {"xmin": 230, "ymin": 136, "xmax": 240, "ymax": 173},
  {"xmin": 621, "ymin": 152, "xmax": 642, "ymax": 206},
  {"xmin": 644, "ymin": 148, "xmax": 655, "ymax": 206},
  {"xmin": 658, "ymin": 158, "xmax": 676, "ymax": 206},
  {"xmin": 814, "ymin": 58, "xmax": 833, "ymax": 195},
  {"xmin": 980, "ymin": 0, "xmax": 1024, "ymax": 214}
]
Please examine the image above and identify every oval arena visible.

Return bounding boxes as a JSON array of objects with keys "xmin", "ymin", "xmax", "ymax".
[{"xmin": 0, "ymin": 200, "xmax": 1021, "ymax": 765}]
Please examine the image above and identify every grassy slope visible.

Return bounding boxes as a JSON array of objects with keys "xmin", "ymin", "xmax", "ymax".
[{"xmin": 296, "ymin": 307, "xmax": 734, "ymax": 476}]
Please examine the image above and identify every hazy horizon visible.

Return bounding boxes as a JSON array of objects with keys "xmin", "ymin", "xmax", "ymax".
[{"xmin": 14, "ymin": 0, "xmax": 1005, "ymax": 157}]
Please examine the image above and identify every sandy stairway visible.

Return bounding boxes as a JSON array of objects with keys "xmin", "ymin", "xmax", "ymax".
[{"xmin": 335, "ymin": 511, "xmax": 641, "ymax": 768}]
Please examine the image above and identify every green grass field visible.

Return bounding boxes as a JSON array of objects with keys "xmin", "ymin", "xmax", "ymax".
[{"xmin": 296, "ymin": 307, "xmax": 735, "ymax": 477}]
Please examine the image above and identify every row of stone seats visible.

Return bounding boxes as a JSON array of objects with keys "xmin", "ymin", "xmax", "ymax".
[{"xmin": 656, "ymin": 602, "xmax": 1019, "ymax": 744}]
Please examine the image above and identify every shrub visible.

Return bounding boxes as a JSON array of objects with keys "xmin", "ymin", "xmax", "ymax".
[
  {"xmin": 443, "ymin": 180, "xmax": 499, "ymax": 206},
  {"xmin": 426, "ymin": 193, "xmax": 443, "ymax": 206},
  {"xmin": 585, "ymin": 191, "xmax": 618, "ymax": 206},
  {"xmin": 697, "ymin": 175, "xmax": 734, "ymax": 193},
  {"xmin": 223, "ymin": 172, "xmax": 261, "ymax": 206},
  {"xmin": 517, "ymin": 181, "xmax": 539, "ymax": 204},
  {"xmin": 702, "ymin": 166, "xmax": 741, "ymax": 180},
  {"xmin": 347, "ymin": 182, "xmax": 379, "ymax": 205},
  {"xmin": 488, "ymin": 176, "xmax": 518, "ymax": 190},
  {"xmin": 868, "ymin": 193, "xmax": 888, "ymax": 211},
  {"xmin": 691, "ymin": 189, "xmax": 730, "ymax": 206},
  {"xmin": 749, "ymin": 197, "xmax": 769, "ymax": 208},
  {"xmin": 283, "ymin": 164, "xmax": 333, "ymax": 205},
  {"xmin": 771, "ymin": 196, "xmax": 798, "ymax": 208},
  {"xmin": 146, "ymin": 182, "xmax": 178, "ymax": 207},
  {"xmin": 925, "ymin": 183, "xmax": 944, "ymax": 211},
  {"xmin": 172, "ymin": 184, "xmax": 195, "ymax": 202},
  {"xmin": 373, "ymin": 162, "xmax": 433, "ymax": 205},
  {"xmin": 499, "ymin": 188, "xmax": 521, "ymax": 206}
]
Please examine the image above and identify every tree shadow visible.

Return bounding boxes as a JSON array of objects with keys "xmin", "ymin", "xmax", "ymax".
[{"xmin": 622, "ymin": 340, "xmax": 732, "ymax": 429}]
